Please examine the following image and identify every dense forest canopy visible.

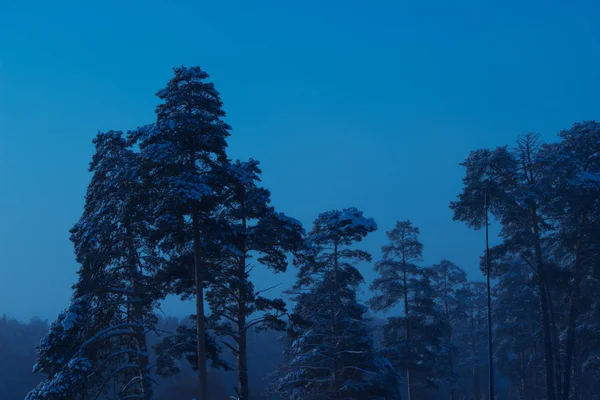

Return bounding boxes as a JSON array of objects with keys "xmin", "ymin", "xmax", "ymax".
[{"xmin": 2, "ymin": 67, "xmax": 600, "ymax": 400}]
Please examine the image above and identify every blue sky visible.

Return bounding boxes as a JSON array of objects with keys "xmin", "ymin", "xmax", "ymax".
[{"xmin": 1, "ymin": 0, "xmax": 599, "ymax": 321}]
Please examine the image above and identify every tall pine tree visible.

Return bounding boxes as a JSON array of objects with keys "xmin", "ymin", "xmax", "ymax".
[
  {"xmin": 27, "ymin": 131, "xmax": 160, "ymax": 399},
  {"xmin": 451, "ymin": 136, "xmax": 558, "ymax": 400},
  {"xmin": 274, "ymin": 208, "xmax": 400, "ymax": 400},
  {"xmin": 369, "ymin": 220, "xmax": 423, "ymax": 400},
  {"xmin": 137, "ymin": 66, "xmax": 231, "ymax": 400},
  {"xmin": 429, "ymin": 259, "xmax": 467, "ymax": 400},
  {"xmin": 208, "ymin": 159, "xmax": 304, "ymax": 400}
]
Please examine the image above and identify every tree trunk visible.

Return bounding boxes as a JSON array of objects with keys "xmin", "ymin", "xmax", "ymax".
[
  {"xmin": 236, "ymin": 203, "xmax": 250, "ymax": 400},
  {"xmin": 547, "ymin": 285, "xmax": 562, "ymax": 398},
  {"xmin": 237, "ymin": 322, "xmax": 249, "ymax": 400},
  {"xmin": 519, "ymin": 352, "xmax": 527, "ymax": 400},
  {"xmin": 562, "ymin": 212, "xmax": 587, "ymax": 400},
  {"xmin": 531, "ymin": 208, "xmax": 556, "ymax": 400},
  {"xmin": 444, "ymin": 272, "xmax": 455, "ymax": 400},
  {"xmin": 474, "ymin": 366, "xmax": 481, "ymax": 400},
  {"xmin": 132, "ymin": 279, "xmax": 151, "ymax": 398},
  {"xmin": 331, "ymin": 240, "xmax": 340, "ymax": 398},
  {"xmin": 473, "ymin": 293, "xmax": 481, "ymax": 400},
  {"xmin": 573, "ymin": 351, "xmax": 581, "ymax": 400},
  {"xmin": 236, "ymin": 186, "xmax": 250, "ymax": 400},
  {"xmin": 403, "ymin": 267, "xmax": 413, "ymax": 400},
  {"xmin": 127, "ymin": 225, "xmax": 151, "ymax": 399},
  {"xmin": 193, "ymin": 215, "xmax": 208, "ymax": 400}
]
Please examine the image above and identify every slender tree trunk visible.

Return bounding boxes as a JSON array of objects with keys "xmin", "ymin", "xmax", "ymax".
[
  {"xmin": 443, "ymin": 273, "xmax": 455, "ymax": 400},
  {"xmin": 518, "ymin": 352, "xmax": 527, "ymax": 400},
  {"xmin": 474, "ymin": 292, "xmax": 482, "ymax": 400},
  {"xmin": 237, "ymin": 320, "xmax": 248, "ymax": 400},
  {"xmin": 132, "ymin": 279, "xmax": 151, "ymax": 398},
  {"xmin": 562, "ymin": 212, "xmax": 587, "ymax": 400},
  {"xmin": 536, "ymin": 262, "xmax": 556, "ymax": 400},
  {"xmin": 126, "ymin": 225, "xmax": 151, "ymax": 399},
  {"xmin": 474, "ymin": 366, "xmax": 481, "ymax": 400},
  {"xmin": 236, "ymin": 203, "xmax": 250, "ymax": 400},
  {"xmin": 193, "ymin": 215, "xmax": 208, "ymax": 400},
  {"xmin": 331, "ymin": 240, "xmax": 340, "ymax": 398},
  {"xmin": 573, "ymin": 350, "xmax": 581, "ymax": 400},
  {"xmin": 403, "ymin": 267, "xmax": 412, "ymax": 400},
  {"xmin": 547, "ymin": 285, "xmax": 563, "ymax": 398},
  {"xmin": 530, "ymin": 209, "xmax": 556, "ymax": 400},
  {"xmin": 485, "ymin": 191, "xmax": 494, "ymax": 400}
]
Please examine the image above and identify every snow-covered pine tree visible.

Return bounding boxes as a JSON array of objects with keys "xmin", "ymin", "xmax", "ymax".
[
  {"xmin": 153, "ymin": 159, "xmax": 304, "ymax": 400},
  {"xmin": 576, "ymin": 240, "xmax": 600, "ymax": 399},
  {"xmin": 382, "ymin": 266, "xmax": 446, "ymax": 398},
  {"xmin": 205, "ymin": 158, "xmax": 304, "ymax": 400},
  {"xmin": 136, "ymin": 66, "xmax": 231, "ymax": 400},
  {"xmin": 491, "ymin": 255, "xmax": 545, "ymax": 399},
  {"xmin": 538, "ymin": 121, "xmax": 600, "ymax": 400},
  {"xmin": 451, "ymin": 136, "xmax": 559, "ymax": 400},
  {"xmin": 368, "ymin": 220, "xmax": 423, "ymax": 400},
  {"xmin": 27, "ymin": 131, "xmax": 160, "ymax": 399},
  {"xmin": 26, "ymin": 295, "xmax": 97, "ymax": 399},
  {"xmin": 153, "ymin": 314, "xmax": 231, "ymax": 378},
  {"xmin": 274, "ymin": 208, "xmax": 401, "ymax": 400},
  {"xmin": 369, "ymin": 221, "xmax": 446, "ymax": 399},
  {"xmin": 429, "ymin": 259, "xmax": 467, "ymax": 400},
  {"xmin": 453, "ymin": 281, "xmax": 488, "ymax": 400}
]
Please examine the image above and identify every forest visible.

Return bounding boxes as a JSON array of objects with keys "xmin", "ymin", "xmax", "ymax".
[{"xmin": 4, "ymin": 66, "xmax": 600, "ymax": 400}]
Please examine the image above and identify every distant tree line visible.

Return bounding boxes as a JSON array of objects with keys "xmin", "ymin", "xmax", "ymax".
[
  {"xmin": 14, "ymin": 65, "xmax": 600, "ymax": 400},
  {"xmin": 0, "ymin": 314, "xmax": 284, "ymax": 399}
]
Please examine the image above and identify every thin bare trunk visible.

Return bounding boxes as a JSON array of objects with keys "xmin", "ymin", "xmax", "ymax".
[
  {"xmin": 547, "ymin": 285, "xmax": 562, "ymax": 397},
  {"xmin": 562, "ymin": 212, "xmax": 587, "ymax": 400},
  {"xmin": 331, "ymin": 240, "xmax": 340, "ymax": 398},
  {"xmin": 474, "ymin": 367, "xmax": 481, "ymax": 400},
  {"xmin": 403, "ymin": 266, "xmax": 412, "ymax": 400},
  {"xmin": 485, "ymin": 190, "xmax": 494, "ymax": 400},
  {"xmin": 474, "ymin": 291, "xmax": 482, "ymax": 400},
  {"xmin": 127, "ymin": 225, "xmax": 150, "ymax": 399},
  {"xmin": 131, "ymin": 279, "xmax": 150, "ymax": 398},
  {"xmin": 236, "ymin": 200, "xmax": 249, "ymax": 400},
  {"xmin": 531, "ymin": 208, "xmax": 556, "ymax": 400},
  {"xmin": 444, "ymin": 270, "xmax": 455, "ymax": 400},
  {"xmin": 573, "ymin": 351, "xmax": 581, "ymax": 400},
  {"xmin": 520, "ymin": 373, "xmax": 526, "ymax": 400},
  {"xmin": 237, "ymin": 326, "xmax": 248, "ymax": 400},
  {"xmin": 193, "ymin": 215, "xmax": 208, "ymax": 400},
  {"xmin": 472, "ymin": 308, "xmax": 480, "ymax": 400}
]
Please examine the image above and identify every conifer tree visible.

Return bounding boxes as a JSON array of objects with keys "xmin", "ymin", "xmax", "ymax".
[
  {"xmin": 26, "ymin": 296, "xmax": 97, "ymax": 400},
  {"xmin": 455, "ymin": 281, "xmax": 488, "ymax": 400},
  {"xmin": 274, "ymin": 208, "xmax": 400, "ymax": 399},
  {"xmin": 137, "ymin": 66, "xmax": 231, "ymax": 400},
  {"xmin": 155, "ymin": 159, "xmax": 304, "ymax": 399},
  {"xmin": 491, "ymin": 255, "xmax": 544, "ymax": 399},
  {"xmin": 207, "ymin": 159, "xmax": 304, "ymax": 400},
  {"xmin": 539, "ymin": 121, "xmax": 600, "ymax": 400},
  {"xmin": 451, "ymin": 136, "xmax": 558, "ymax": 400},
  {"xmin": 369, "ymin": 220, "xmax": 444, "ymax": 399},
  {"xmin": 429, "ymin": 259, "xmax": 467, "ymax": 400},
  {"xmin": 27, "ymin": 131, "xmax": 160, "ymax": 399}
]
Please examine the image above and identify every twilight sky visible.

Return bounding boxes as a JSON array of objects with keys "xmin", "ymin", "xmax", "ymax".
[{"xmin": 1, "ymin": 0, "xmax": 599, "ymax": 321}]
